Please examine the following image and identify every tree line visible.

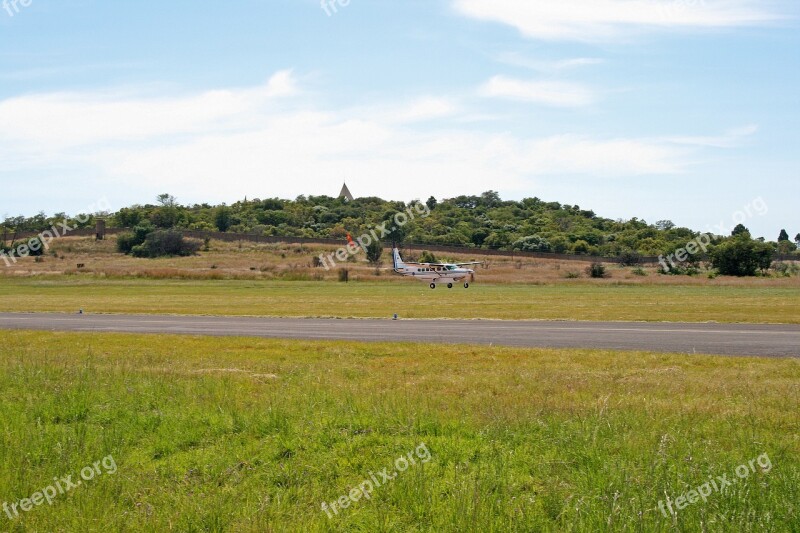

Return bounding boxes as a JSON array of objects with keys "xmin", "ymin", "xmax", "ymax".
[{"xmin": 2, "ymin": 191, "xmax": 798, "ymax": 276}]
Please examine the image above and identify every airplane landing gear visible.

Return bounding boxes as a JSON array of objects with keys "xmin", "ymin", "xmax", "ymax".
[
  {"xmin": 447, "ymin": 283, "xmax": 453, "ymax": 289},
  {"xmin": 430, "ymin": 283, "xmax": 436, "ymax": 289},
  {"xmin": 464, "ymin": 282, "xmax": 470, "ymax": 289}
]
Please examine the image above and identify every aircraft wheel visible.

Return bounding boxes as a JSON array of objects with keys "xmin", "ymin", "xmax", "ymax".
[
  {"xmin": 430, "ymin": 283, "xmax": 436, "ymax": 289},
  {"xmin": 464, "ymin": 282, "xmax": 469, "ymax": 289},
  {"xmin": 447, "ymin": 283, "xmax": 453, "ymax": 289}
]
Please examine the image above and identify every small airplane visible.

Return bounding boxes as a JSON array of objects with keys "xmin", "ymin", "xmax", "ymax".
[{"xmin": 392, "ymin": 245, "xmax": 482, "ymax": 289}]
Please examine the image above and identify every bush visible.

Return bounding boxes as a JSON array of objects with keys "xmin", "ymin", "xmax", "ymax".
[
  {"xmin": 774, "ymin": 262, "xmax": 800, "ymax": 277},
  {"xmin": 709, "ymin": 236, "xmax": 774, "ymax": 276},
  {"xmin": 25, "ymin": 237, "xmax": 46, "ymax": 257},
  {"xmin": 366, "ymin": 240, "xmax": 383, "ymax": 264},
  {"xmin": 117, "ymin": 222, "xmax": 154, "ymax": 254},
  {"xmin": 1, "ymin": 237, "xmax": 45, "ymax": 258},
  {"xmin": 658, "ymin": 264, "xmax": 700, "ymax": 276},
  {"xmin": 573, "ymin": 240, "xmax": 590, "ymax": 254},
  {"xmin": 419, "ymin": 251, "xmax": 437, "ymax": 263},
  {"xmin": 512, "ymin": 235, "xmax": 551, "ymax": 252},
  {"xmin": 631, "ymin": 267, "xmax": 647, "ymax": 276},
  {"xmin": 130, "ymin": 230, "xmax": 201, "ymax": 258},
  {"xmin": 116, "ymin": 233, "xmax": 138, "ymax": 254},
  {"xmin": 587, "ymin": 263, "xmax": 607, "ymax": 278},
  {"xmin": 618, "ymin": 250, "xmax": 642, "ymax": 266}
]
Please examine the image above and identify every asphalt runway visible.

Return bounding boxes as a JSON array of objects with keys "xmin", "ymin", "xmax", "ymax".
[{"xmin": 1, "ymin": 312, "xmax": 798, "ymax": 357}]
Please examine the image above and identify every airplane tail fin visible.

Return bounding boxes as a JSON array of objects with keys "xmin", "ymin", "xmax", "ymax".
[{"xmin": 392, "ymin": 244, "xmax": 405, "ymax": 271}]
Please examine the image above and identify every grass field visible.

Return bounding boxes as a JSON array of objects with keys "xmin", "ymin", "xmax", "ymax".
[
  {"xmin": 1, "ymin": 277, "xmax": 799, "ymax": 324},
  {"xmin": 0, "ymin": 331, "xmax": 797, "ymax": 531},
  {"xmin": 4, "ymin": 236, "xmax": 800, "ymax": 287}
]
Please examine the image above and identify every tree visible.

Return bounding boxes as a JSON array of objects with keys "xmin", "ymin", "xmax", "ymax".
[
  {"xmin": 479, "ymin": 191, "xmax": 502, "ymax": 208},
  {"xmin": 483, "ymin": 232, "xmax": 512, "ymax": 250},
  {"xmin": 710, "ymin": 235, "xmax": 774, "ymax": 276},
  {"xmin": 796, "ymin": 233, "xmax": 800, "ymax": 245},
  {"xmin": 114, "ymin": 207, "xmax": 143, "ymax": 228},
  {"xmin": 381, "ymin": 211, "xmax": 408, "ymax": 244},
  {"xmin": 150, "ymin": 208, "xmax": 179, "ymax": 229},
  {"xmin": 157, "ymin": 193, "xmax": 177, "ymax": 208},
  {"xmin": 419, "ymin": 251, "xmax": 437, "ymax": 263},
  {"xmin": 471, "ymin": 228, "xmax": 490, "ymax": 247},
  {"xmin": 731, "ymin": 224, "xmax": 749, "ymax": 237},
  {"xmin": 214, "ymin": 206, "xmax": 232, "ymax": 232},
  {"xmin": 512, "ymin": 235, "xmax": 551, "ymax": 252},
  {"xmin": 618, "ymin": 250, "xmax": 642, "ymax": 266},
  {"xmin": 655, "ymin": 220, "xmax": 675, "ymax": 231},
  {"xmin": 778, "ymin": 229, "xmax": 790, "ymax": 242},
  {"xmin": 426, "ymin": 196, "xmax": 438, "ymax": 211},
  {"xmin": 572, "ymin": 240, "xmax": 590, "ymax": 254},
  {"xmin": 365, "ymin": 240, "xmax": 383, "ymax": 264},
  {"xmin": 777, "ymin": 240, "xmax": 796, "ymax": 254},
  {"xmin": 131, "ymin": 229, "xmax": 201, "ymax": 258},
  {"xmin": 116, "ymin": 222, "xmax": 154, "ymax": 254},
  {"xmin": 587, "ymin": 263, "xmax": 607, "ymax": 278}
]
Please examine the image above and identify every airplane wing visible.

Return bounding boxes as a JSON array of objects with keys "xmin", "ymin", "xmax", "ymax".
[{"xmin": 417, "ymin": 262, "xmax": 483, "ymax": 267}]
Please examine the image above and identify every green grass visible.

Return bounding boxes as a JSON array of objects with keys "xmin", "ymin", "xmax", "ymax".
[
  {"xmin": 1, "ymin": 278, "xmax": 799, "ymax": 323},
  {"xmin": 0, "ymin": 331, "xmax": 798, "ymax": 531}
]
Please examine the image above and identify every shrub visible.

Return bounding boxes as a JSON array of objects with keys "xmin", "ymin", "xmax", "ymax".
[
  {"xmin": 1, "ymin": 237, "xmax": 45, "ymax": 258},
  {"xmin": 419, "ymin": 251, "xmax": 437, "ymax": 263},
  {"xmin": 618, "ymin": 250, "xmax": 642, "ymax": 266},
  {"xmin": 131, "ymin": 230, "xmax": 201, "ymax": 258},
  {"xmin": 25, "ymin": 237, "xmax": 46, "ymax": 257},
  {"xmin": 587, "ymin": 263, "xmax": 607, "ymax": 278},
  {"xmin": 631, "ymin": 267, "xmax": 647, "ymax": 276},
  {"xmin": 709, "ymin": 236, "xmax": 774, "ymax": 276},
  {"xmin": 512, "ymin": 235, "xmax": 551, "ymax": 252},
  {"xmin": 573, "ymin": 240, "xmax": 590, "ymax": 254},
  {"xmin": 366, "ymin": 240, "xmax": 383, "ymax": 264},
  {"xmin": 117, "ymin": 222, "xmax": 154, "ymax": 254},
  {"xmin": 774, "ymin": 262, "xmax": 800, "ymax": 277},
  {"xmin": 116, "ymin": 233, "xmax": 138, "ymax": 254},
  {"xmin": 658, "ymin": 264, "xmax": 700, "ymax": 276}
]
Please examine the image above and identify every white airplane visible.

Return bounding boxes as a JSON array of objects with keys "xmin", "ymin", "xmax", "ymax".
[{"xmin": 392, "ymin": 245, "xmax": 482, "ymax": 289}]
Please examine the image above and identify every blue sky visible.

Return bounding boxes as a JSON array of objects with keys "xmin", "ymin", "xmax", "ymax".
[{"xmin": 0, "ymin": 0, "xmax": 797, "ymax": 239}]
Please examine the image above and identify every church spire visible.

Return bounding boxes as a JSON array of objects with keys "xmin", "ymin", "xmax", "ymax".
[{"xmin": 338, "ymin": 182, "xmax": 354, "ymax": 201}]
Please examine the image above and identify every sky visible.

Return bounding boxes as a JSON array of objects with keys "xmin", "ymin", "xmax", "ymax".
[{"xmin": 0, "ymin": 0, "xmax": 798, "ymax": 239}]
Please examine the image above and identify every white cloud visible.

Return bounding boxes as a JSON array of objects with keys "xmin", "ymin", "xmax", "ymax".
[
  {"xmin": 453, "ymin": 0, "xmax": 784, "ymax": 41},
  {"xmin": 376, "ymin": 96, "xmax": 460, "ymax": 124},
  {"xmin": 263, "ymin": 69, "xmax": 298, "ymax": 98},
  {"xmin": 495, "ymin": 53, "xmax": 604, "ymax": 72},
  {"xmin": 480, "ymin": 75, "xmax": 596, "ymax": 107},
  {"xmin": 667, "ymin": 124, "xmax": 759, "ymax": 148},
  {"xmin": 0, "ymin": 70, "xmax": 300, "ymax": 147},
  {"xmin": 0, "ymin": 71, "xmax": 731, "ymax": 206}
]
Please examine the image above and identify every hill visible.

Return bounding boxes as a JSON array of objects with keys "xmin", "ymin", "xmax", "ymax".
[{"xmin": 3, "ymin": 191, "xmax": 798, "ymax": 263}]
